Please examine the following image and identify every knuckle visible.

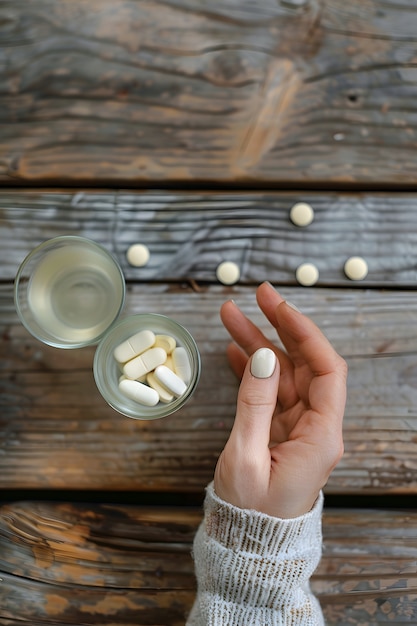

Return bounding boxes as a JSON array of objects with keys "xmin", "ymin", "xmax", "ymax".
[
  {"xmin": 336, "ymin": 354, "xmax": 348, "ymax": 378},
  {"xmin": 239, "ymin": 388, "xmax": 275, "ymax": 413},
  {"xmin": 239, "ymin": 396, "xmax": 272, "ymax": 415}
]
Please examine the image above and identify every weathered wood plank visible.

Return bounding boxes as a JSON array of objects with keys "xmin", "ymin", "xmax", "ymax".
[
  {"xmin": 0, "ymin": 501, "xmax": 416, "ymax": 624},
  {"xmin": 1, "ymin": 1, "xmax": 417, "ymax": 185},
  {"xmin": 2, "ymin": 283, "xmax": 417, "ymax": 494},
  {"xmin": 3, "ymin": 190, "xmax": 417, "ymax": 287}
]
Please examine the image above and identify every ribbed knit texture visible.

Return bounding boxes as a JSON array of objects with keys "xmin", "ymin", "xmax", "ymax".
[{"xmin": 187, "ymin": 483, "xmax": 324, "ymax": 626}]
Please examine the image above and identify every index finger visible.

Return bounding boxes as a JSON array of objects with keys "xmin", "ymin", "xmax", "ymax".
[
  {"xmin": 220, "ymin": 299, "xmax": 297, "ymax": 407},
  {"xmin": 220, "ymin": 299, "xmax": 294, "ymax": 374}
]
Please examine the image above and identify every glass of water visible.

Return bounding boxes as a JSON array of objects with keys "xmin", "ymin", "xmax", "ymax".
[{"xmin": 14, "ymin": 236, "xmax": 125, "ymax": 349}]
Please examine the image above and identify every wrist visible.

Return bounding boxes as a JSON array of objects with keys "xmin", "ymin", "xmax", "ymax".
[
  {"xmin": 263, "ymin": 490, "xmax": 322, "ymax": 519},
  {"xmin": 206, "ymin": 482, "xmax": 324, "ymax": 554},
  {"xmin": 214, "ymin": 463, "xmax": 321, "ymax": 519}
]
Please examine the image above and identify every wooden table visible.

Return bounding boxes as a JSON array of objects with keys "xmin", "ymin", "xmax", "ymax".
[{"xmin": 1, "ymin": 2, "xmax": 417, "ymax": 624}]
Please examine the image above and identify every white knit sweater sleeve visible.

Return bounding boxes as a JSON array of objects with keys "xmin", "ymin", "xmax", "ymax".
[{"xmin": 186, "ymin": 482, "xmax": 324, "ymax": 626}]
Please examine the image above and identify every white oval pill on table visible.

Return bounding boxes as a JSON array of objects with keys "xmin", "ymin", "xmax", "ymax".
[
  {"xmin": 290, "ymin": 202, "xmax": 314, "ymax": 227},
  {"xmin": 155, "ymin": 365, "xmax": 187, "ymax": 397},
  {"xmin": 344, "ymin": 256, "xmax": 368, "ymax": 281},
  {"xmin": 172, "ymin": 346, "xmax": 191, "ymax": 384},
  {"xmin": 119, "ymin": 378, "xmax": 159, "ymax": 406},
  {"xmin": 126, "ymin": 244, "xmax": 150, "ymax": 267},
  {"xmin": 296, "ymin": 262, "xmax": 319, "ymax": 287},
  {"xmin": 216, "ymin": 261, "xmax": 240, "ymax": 285},
  {"xmin": 123, "ymin": 347, "xmax": 167, "ymax": 380},
  {"xmin": 113, "ymin": 329, "xmax": 156, "ymax": 363}
]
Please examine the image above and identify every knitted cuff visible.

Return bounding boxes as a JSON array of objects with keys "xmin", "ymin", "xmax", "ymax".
[
  {"xmin": 203, "ymin": 482, "xmax": 323, "ymax": 559},
  {"xmin": 188, "ymin": 484, "xmax": 325, "ymax": 625}
]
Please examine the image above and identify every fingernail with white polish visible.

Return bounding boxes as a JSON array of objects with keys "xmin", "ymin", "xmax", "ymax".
[
  {"xmin": 286, "ymin": 300, "xmax": 301, "ymax": 313},
  {"xmin": 251, "ymin": 348, "xmax": 277, "ymax": 379}
]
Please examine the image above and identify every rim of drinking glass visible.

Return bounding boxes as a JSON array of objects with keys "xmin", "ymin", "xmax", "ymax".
[{"xmin": 14, "ymin": 235, "xmax": 126, "ymax": 349}]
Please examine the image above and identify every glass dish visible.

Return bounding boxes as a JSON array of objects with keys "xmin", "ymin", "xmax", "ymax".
[{"xmin": 93, "ymin": 313, "xmax": 201, "ymax": 420}]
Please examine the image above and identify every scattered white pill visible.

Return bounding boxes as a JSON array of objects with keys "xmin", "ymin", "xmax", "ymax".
[
  {"xmin": 123, "ymin": 347, "xmax": 167, "ymax": 380},
  {"xmin": 147, "ymin": 371, "xmax": 174, "ymax": 404},
  {"xmin": 216, "ymin": 261, "xmax": 240, "ymax": 285},
  {"xmin": 172, "ymin": 346, "xmax": 192, "ymax": 384},
  {"xmin": 113, "ymin": 329, "xmax": 156, "ymax": 363},
  {"xmin": 155, "ymin": 365, "xmax": 187, "ymax": 397},
  {"xmin": 344, "ymin": 256, "xmax": 368, "ymax": 281},
  {"xmin": 154, "ymin": 334, "xmax": 176, "ymax": 354},
  {"xmin": 126, "ymin": 244, "xmax": 150, "ymax": 267},
  {"xmin": 295, "ymin": 262, "xmax": 319, "ymax": 287},
  {"xmin": 119, "ymin": 378, "xmax": 159, "ymax": 406},
  {"xmin": 289, "ymin": 202, "xmax": 314, "ymax": 227}
]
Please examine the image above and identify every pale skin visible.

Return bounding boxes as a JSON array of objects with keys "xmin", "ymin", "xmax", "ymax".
[{"xmin": 214, "ymin": 281, "xmax": 348, "ymax": 519}]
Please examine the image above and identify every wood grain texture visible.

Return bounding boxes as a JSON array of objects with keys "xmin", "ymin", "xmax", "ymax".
[
  {"xmin": 3, "ymin": 190, "xmax": 417, "ymax": 287},
  {"xmin": 2, "ymin": 191, "xmax": 417, "ymax": 490},
  {"xmin": 2, "ymin": 282, "xmax": 417, "ymax": 494},
  {"xmin": 0, "ymin": 501, "xmax": 416, "ymax": 624},
  {"xmin": 1, "ymin": 1, "xmax": 417, "ymax": 184}
]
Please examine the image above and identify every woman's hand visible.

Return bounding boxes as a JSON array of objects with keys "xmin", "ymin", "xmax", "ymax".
[{"xmin": 214, "ymin": 282, "xmax": 347, "ymax": 519}]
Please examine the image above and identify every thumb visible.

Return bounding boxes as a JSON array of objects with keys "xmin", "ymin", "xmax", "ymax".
[{"xmin": 229, "ymin": 347, "xmax": 279, "ymax": 455}]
